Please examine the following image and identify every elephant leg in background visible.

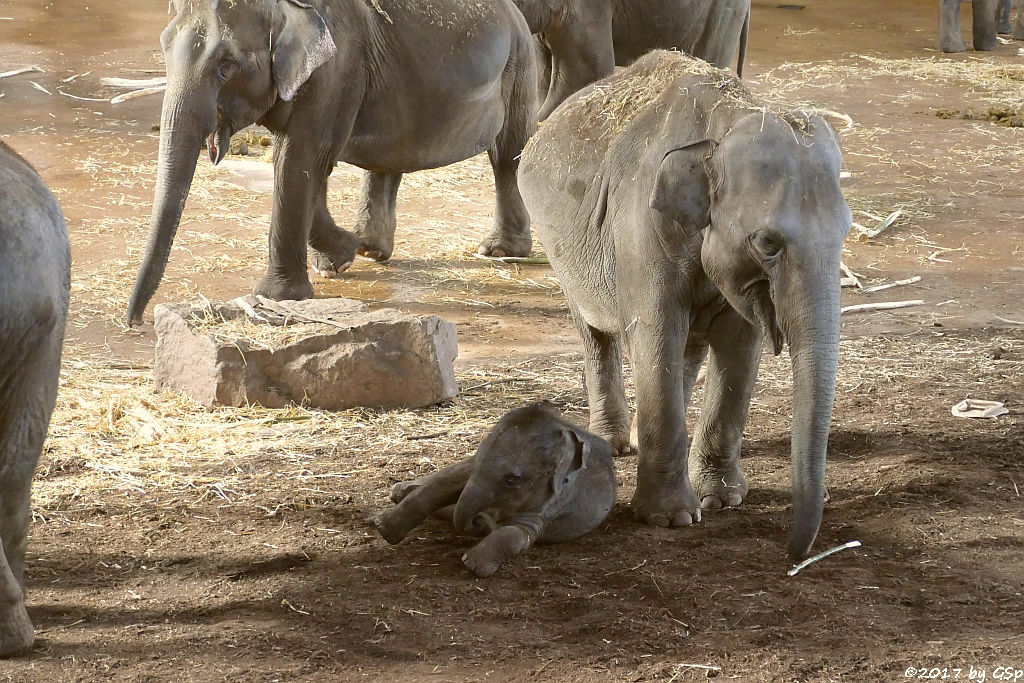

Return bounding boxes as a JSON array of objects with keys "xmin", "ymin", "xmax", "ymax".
[
  {"xmin": 688, "ymin": 308, "xmax": 762, "ymax": 511},
  {"xmin": 940, "ymin": 0, "xmax": 998, "ymax": 52},
  {"xmin": 373, "ymin": 460, "xmax": 474, "ymax": 545},
  {"xmin": 1015, "ymin": 0, "xmax": 1024, "ymax": 38},
  {"xmin": 538, "ymin": 5, "xmax": 614, "ymax": 120},
  {"xmin": 997, "ymin": 0, "xmax": 1013, "ymax": 32},
  {"xmin": 308, "ymin": 180, "xmax": 362, "ymax": 278},
  {"xmin": 477, "ymin": 75, "xmax": 535, "ymax": 258},
  {"xmin": 573, "ymin": 311, "xmax": 631, "ymax": 455},
  {"xmin": 628, "ymin": 306, "xmax": 702, "ymax": 527},
  {"xmin": 352, "ymin": 170, "xmax": 402, "ymax": 262},
  {"xmin": 0, "ymin": 465, "xmax": 33, "ymax": 657},
  {"xmin": 534, "ymin": 37, "xmax": 552, "ymax": 106}
]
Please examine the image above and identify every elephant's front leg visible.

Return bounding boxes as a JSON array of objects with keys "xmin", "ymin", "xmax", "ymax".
[
  {"xmin": 1014, "ymin": 0, "xmax": 1024, "ymax": 39},
  {"xmin": 309, "ymin": 182, "xmax": 361, "ymax": 278},
  {"xmin": 997, "ymin": 0, "xmax": 1013, "ymax": 33},
  {"xmin": 628, "ymin": 310, "xmax": 701, "ymax": 527},
  {"xmin": 688, "ymin": 308, "xmax": 762, "ymax": 511},
  {"xmin": 461, "ymin": 516, "xmax": 542, "ymax": 578},
  {"xmin": 353, "ymin": 170, "xmax": 402, "ymax": 262},
  {"xmin": 254, "ymin": 136, "xmax": 332, "ymax": 301},
  {"xmin": 972, "ymin": 0, "xmax": 999, "ymax": 49},
  {"xmin": 373, "ymin": 460, "xmax": 474, "ymax": 544},
  {"xmin": 939, "ymin": 0, "xmax": 968, "ymax": 52}
]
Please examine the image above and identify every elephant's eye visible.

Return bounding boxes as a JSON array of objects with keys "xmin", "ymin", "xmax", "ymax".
[
  {"xmin": 216, "ymin": 59, "xmax": 238, "ymax": 82},
  {"xmin": 750, "ymin": 230, "xmax": 784, "ymax": 262},
  {"xmin": 503, "ymin": 474, "xmax": 523, "ymax": 489}
]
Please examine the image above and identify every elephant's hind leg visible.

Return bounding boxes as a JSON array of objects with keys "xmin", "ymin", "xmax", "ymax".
[
  {"xmin": 973, "ymin": 0, "xmax": 999, "ymax": 49},
  {"xmin": 939, "ymin": 0, "xmax": 968, "ymax": 52},
  {"xmin": 373, "ymin": 460, "xmax": 474, "ymax": 545},
  {"xmin": 688, "ymin": 308, "xmax": 760, "ymax": 511},
  {"xmin": 309, "ymin": 183, "xmax": 360, "ymax": 278},
  {"xmin": 352, "ymin": 171, "xmax": 402, "ymax": 262},
  {"xmin": 575, "ymin": 313, "xmax": 631, "ymax": 455},
  {"xmin": 997, "ymin": 0, "xmax": 1013, "ymax": 33},
  {"xmin": 478, "ymin": 59, "xmax": 537, "ymax": 258}
]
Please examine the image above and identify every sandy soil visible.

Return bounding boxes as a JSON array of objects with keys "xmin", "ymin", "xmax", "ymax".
[{"xmin": 1, "ymin": 0, "xmax": 1022, "ymax": 680}]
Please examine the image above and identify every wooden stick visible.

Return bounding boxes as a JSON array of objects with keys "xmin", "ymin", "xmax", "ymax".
[
  {"xmin": 860, "ymin": 275, "xmax": 921, "ymax": 294},
  {"xmin": 841, "ymin": 299, "xmax": 924, "ymax": 315}
]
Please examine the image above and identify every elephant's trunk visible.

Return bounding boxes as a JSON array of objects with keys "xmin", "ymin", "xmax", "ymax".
[
  {"xmin": 453, "ymin": 480, "xmax": 495, "ymax": 535},
  {"xmin": 779, "ymin": 257, "xmax": 841, "ymax": 561},
  {"xmin": 126, "ymin": 87, "xmax": 214, "ymax": 326}
]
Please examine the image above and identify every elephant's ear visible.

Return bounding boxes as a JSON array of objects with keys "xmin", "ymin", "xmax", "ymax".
[
  {"xmin": 648, "ymin": 140, "xmax": 716, "ymax": 234},
  {"xmin": 272, "ymin": 0, "xmax": 337, "ymax": 102},
  {"xmin": 553, "ymin": 428, "xmax": 588, "ymax": 496}
]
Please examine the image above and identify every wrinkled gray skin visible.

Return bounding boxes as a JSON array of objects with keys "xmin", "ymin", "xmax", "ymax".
[
  {"xmin": 940, "ymin": 0, "xmax": 1024, "ymax": 52},
  {"xmin": 373, "ymin": 406, "xmax": 616, "ymax": 578},
  {"xmin": 126, "ymin": 0, "xmax": 537, "ymax": 326},
  {"xmin": 0, "ymin": 143, "xmax": 71, "ymax": 657},
  {"xmin": 513, "ymin": 0, "xmax": 749, "ymax": 119},
  {"xmin": 519, "ymin": 51, "xmax": 852, "ymax": 560}
]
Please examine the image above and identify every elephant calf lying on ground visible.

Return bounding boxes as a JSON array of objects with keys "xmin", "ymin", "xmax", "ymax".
[
  {"xmin": 0, "ymin": 143, "xmax": 71, "ymax": 657},
  {"xmin": 519, "ymin": 51, "xmax": 852, "ymax": 560},
  {"xmin": 373, "ymin": 406, "xmax": 615, "ymax": 577}
]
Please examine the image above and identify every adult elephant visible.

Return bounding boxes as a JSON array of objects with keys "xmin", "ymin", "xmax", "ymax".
[
  {"xmin": 519, "ymin": 51, "xmax": 851, "ymax": 560},
  {"xmin": 126, "ymin": 0, "xmax": 537, "ymax": 326},
  {"xmin": 940, "ymin": 0, "xmax": 1024, "ymax": 52},
  {"xmin": 513, "ymin": 0, "xmax": 750, "ymax": 119},
  {"xmin": 0, "ymin": 142, "xmax": 71, "ymax": 656}
]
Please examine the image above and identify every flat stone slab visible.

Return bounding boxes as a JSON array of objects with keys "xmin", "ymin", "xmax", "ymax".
[{"xmin": 154, "ymin": 296, "xmax": 458, "ymax": 409}]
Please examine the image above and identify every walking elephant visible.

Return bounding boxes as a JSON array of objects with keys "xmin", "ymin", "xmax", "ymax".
[
  {"xmin": 0, "ymin": 143, "xmax": 71, "ymax": 656},
  {"xmin": 519, "ymin": 51, "xmax": 852, "ymax": 560},
  {"xmin": 373, "ymin": 405, "xmax": 615, "ymax": 577},
  {"xmin": 126, "ymin": 0, "xmax": 537, "ymax": 326},
  {"xmin": 940, "ymin": 0, "xmax": 1024, "ymax": 52},
  {"xmin": 512, "ymin": 0, "xmax": 750, "ymax": 119}
]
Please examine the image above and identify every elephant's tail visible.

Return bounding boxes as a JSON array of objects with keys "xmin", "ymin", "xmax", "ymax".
[{"xmin": 736, "ymin": 5, "xmax": 749, "ymax": 78}]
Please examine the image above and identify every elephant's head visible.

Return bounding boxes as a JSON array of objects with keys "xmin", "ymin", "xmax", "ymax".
[
  {"xmin": 453, "ymin": 405, "xmax": 588, "ymax": 535},
  {"xmin": 650, "ymin": 111, "xmax": 852, "ymax": 559},
  {"xmin": 126, "ymin": 0, "xmax": 337, "ymax": 326}
]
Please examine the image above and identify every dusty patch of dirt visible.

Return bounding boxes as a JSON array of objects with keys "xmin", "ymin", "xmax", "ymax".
[{"xmin": 1, "ymin": 0, "xmax": 1023, "ymax": 680}]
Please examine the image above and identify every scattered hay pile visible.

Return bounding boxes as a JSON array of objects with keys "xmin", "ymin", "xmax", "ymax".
[{"xmin": 936, "ymin": 105, "xmax": 1024, "ymax": 127}]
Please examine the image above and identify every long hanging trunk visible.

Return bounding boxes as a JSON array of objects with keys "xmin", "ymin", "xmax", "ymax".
[
  {"xmin": 784, "ymin": 269, "xmax": 842, "ymax": 561},
  {"xmin": 453, "ymin": 480, "xmax": 494, "ymax": 534},
  {"xmin": 126, "ymin": 92, "xmax": 208, "ymax": 326}
]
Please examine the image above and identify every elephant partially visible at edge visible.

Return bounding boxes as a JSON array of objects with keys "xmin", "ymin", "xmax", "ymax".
[
  {"xmin": 940, "ymin": 0, "xmax": 1024, "ymax": 52},
  {"xmin": 519, "ymin": 51, "xmax": 852, "ymax": 560},
  {"xmin": 373, "ymin": 405, "xmax": 616, "ymax": 578},
  {"xmin": 0, "ymin": 142, "xmax": 71, "ymax": 657},
  {"xmin": 126, "ymin": 0, "xmax": 537, "ymax": 327},
  {"xmin": 512, "ymin": 0, "xmax": 750, "ymax": 119}
]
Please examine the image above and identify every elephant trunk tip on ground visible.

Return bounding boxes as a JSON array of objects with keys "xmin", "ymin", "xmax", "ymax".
[{"xmin": 373, "ymin": 405, "xmax": 616, "ymax": 577}]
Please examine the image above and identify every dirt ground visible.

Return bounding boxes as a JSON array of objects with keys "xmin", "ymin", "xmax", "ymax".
[{"xmin": 1, "ymin": 0, "xmax": 1023, "ymax": 680}]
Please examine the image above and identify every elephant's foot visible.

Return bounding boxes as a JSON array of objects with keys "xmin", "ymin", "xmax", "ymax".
[
  {"xmin": 477, "ymin": 229, "xmax": 532, "ymax": 259},
  {"xmin": 630, "ymin": 477, "xmax": 702, "ymax": 527},
  {"xmin": 1015, "ymin": 26, "xmax": 1024, "ymax": 41},
  {"xmin": 353, "ymin": 225, "xmax": 394, "ymax": 262},
  {"xmin": 0, "ymin": 600, "xmax": 34, "ymax": 658},
  {"xmin": 372, "ymin": 509, "xmax": 411, "ymax": 545},
  {"xmin": 974, "ymin": 36, "xmax": 999, "ymax": 51},
  {"xmin": 389, "ymin": 479, "xmax": 421, "ymax": 504},
  {"xmin": 939, "ymin": 37, "xmax": 967, "ymax": 53},
  {"xmin": 998, "ymin": 19, "xmax": 1013, "ymax": 34},
  {"xmin": 253, "ymin": 272, "xmax": 315, "ymax": 302},
  {"xmin": 310, "ymin": 229, "xmax": 359, "ymax": 278},
  {"xmin": 690, "ymin": 461, "xmax": 748, "ymax": 511},
  {"xmin": 589, "ymin": 421, "xmax": 633, "ymax": 457}
]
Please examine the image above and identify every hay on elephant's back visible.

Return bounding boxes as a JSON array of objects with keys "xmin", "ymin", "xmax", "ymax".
[{"xmin": 567, "ymin": 51, "xmax": 751, "ymax": 139}]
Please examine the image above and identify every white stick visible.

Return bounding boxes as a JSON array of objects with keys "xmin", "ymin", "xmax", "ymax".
[
  {"xmin": 841, "ymin": 300, "xmax": 924, "ymax": 315},
  {"xmin": 0, "ymin": 65, "xmax": 41, "ymax": 79},
  {"xmin": 995, "ymin": 315, "xmax": 1024, "ymax": 325},
  {"xmin": 110, "ymin": 86, "xmax": 165, "ymax": 104},
  {"xmin": 860, "ymin": 275, "xmax": 921, "ymax": 294},
  {"xmin": 839, "ymin": 261, "xmax": 862, "ymax": 289},
  {"xmin": 57, "ymin": 88, "xmax": 107, "ymax": 102},
  {"xmin": 100, "ymin": 76, "xmax": 167, "ymax": 88},
  {"xmin": 788, "ymin": 540, "xmax": 862, "ymax": 576}
]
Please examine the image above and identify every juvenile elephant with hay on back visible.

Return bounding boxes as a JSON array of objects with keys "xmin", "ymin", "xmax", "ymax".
[
  {"xmin": 374, "ymin": 405, "xmax": 616, "ymax": 577},
  {"xmin": 519, "ymin": 51, "xmax": 852, "ymax": 560}
]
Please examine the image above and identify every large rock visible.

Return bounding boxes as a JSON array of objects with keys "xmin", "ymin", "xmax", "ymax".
[{"xmin": 154, "ymin": 296, "xmax": 458, "ymax": 409}]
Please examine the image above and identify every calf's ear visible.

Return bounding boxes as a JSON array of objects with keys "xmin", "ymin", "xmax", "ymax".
[
  {"xmin": 273, "ymin": 0, "xmax": 337, "ymax": 102},
  {"xmin": 649, "ymin": 140, "xmax": 716, "ymax": 234},
  {"xmin": 552, "ymin": 428, "xmax": 588, "ymax": 495}
]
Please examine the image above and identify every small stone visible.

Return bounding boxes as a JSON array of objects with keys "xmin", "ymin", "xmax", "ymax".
[{"xmin": 154, "ymin": 297, "xmax": 459, "ymax": 409}]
